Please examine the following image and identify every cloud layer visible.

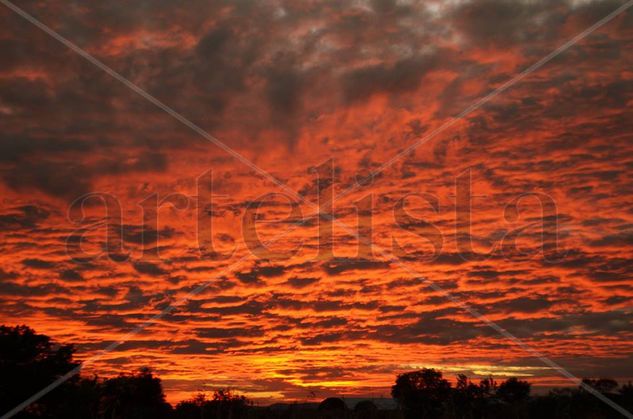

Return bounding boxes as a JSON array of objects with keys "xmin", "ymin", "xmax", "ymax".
[{"xmin": 0, "ymin": 0, "xmax": 632, "ymax": 404}]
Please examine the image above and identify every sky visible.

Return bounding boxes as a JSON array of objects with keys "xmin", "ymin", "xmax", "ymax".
[{"xmin": 0, "ymin": 0, "xmax": 632, "ymax": 405}]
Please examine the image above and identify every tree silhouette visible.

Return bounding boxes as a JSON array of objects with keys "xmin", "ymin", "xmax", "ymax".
[
  {"xmin": 582, "ymin": 378, "xmax": 618, "ymax": 395},
  {"xmin": 453, "ymin": 374, "xmax": 481, "ymax": 417},
  {"xmin": 174, "ymin": 390, "xmax": 250, "ymax": 419},
  {"xmin": 619, "ymin": 382, "xmax": 633, "ymax": 414},
  {"xmin": 497, "ymin": 377, "xmax": 531, "ymax": 403},
  {"xmin": 100, "ymin": 368, "xmax": 172, "ymax": 419},
  {"xmin": 354, "ymin": 399, "xmax": 378, "ymax": 412},
  {"xmin": 4, "ymin": 324, "xmax": 633, "ymax": 419},
  {"xmin": 495, "ymin": 377, "xmax": 531, "ymax": 419},
  {"xmin": 318, "ymin": 397, "xmax": 347, "ymax": 411},
  {"xmin": 0, "ymin": 325, "xmax": 79, "ymax": 418},
  {"xmin": 477, "ymin": 376, "xmax": 497, "ymax": 398},
  {"xmin": 392, "ymin": 368, "xmax": 451, "ymax": 419},
  {"xmin": 354, "ymin": 399, "xmax": 379, "ymax": 419}
]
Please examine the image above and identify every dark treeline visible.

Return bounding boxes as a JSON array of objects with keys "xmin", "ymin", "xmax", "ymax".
[{"xmin": 2, "ymin": 325, "xmax": 632, "ymax": 419}]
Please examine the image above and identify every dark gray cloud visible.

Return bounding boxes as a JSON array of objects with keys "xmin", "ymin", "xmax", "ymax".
[
  {"xmin": 374, "ymin": 314, "xmax": 484, "ymax": 345},
  {"xmin": 485, "ymin": 296, "xmax": 554, "ymax": 313},
  {"xmin": 59, "ymin": 268, "xmax": 83, "ymax": 282},
  {"xmin": 196, "ymin": 326, "xmax": 265, "ymax": 340},
  {"xmin": 342, "ymin": 55, "xmax": 439, "ymax": 103},
  {"xmin": 286, "ymin": 276, "xmax": 320, "ymax": 288},
  {"xmin": 0, "ymin": 205, "xmax": 50, "ymax": 230},
  {"xmin": 22, "ymin": 258, "xmax": 55, "ymax": 269},
  {"xmin": 0, "ymin": 280, "xmax": 68, "ymax": 297},
  {"xmin": 451, "ymin": 0, "xmax": 568, "ymax": 48},
  {"xmin": 236, "ymin": 264, "xmax": 287, "ymax": 284},
  {"xmin": 322, "ymin": 257, "xmax": 390, "ymax": 275},
  {"xmin": 132, "ymin": 261, "xmax": 167, "ymax": 276}
]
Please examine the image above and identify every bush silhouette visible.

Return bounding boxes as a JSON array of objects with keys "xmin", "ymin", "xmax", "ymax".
[
  {"xmin": 497, "ymin": 377, "xmax": 531, "ymax": 403},
  {"xmin": 354, "ymin": 400, "xmax": 378, "ymax": 412},
  {"xmin": 392, "ymin": 368, "xmax": 451, "ymax": 418},
  {"xmin": 318, "ymin": 397, "xmax": 347, "ymax": 411},
  {"xmin": 3, "ymin": 324, "xmax": 633, "ymax": 419},
  {"xmin": 174, "ymin": 390, "xmax": 250, "ymax": 419},
  {"xmin": 100, "ymin": 368, "xmax": 172, "ymax": 419},
  {"xmin": 0, "ymin": 325, "xmax": 79, "ymax": 418}
]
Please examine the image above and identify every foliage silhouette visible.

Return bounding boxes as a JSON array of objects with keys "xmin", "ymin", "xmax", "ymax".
[
  {"xmin": 0, "ymin": 325, "xmax": 80, "ymax": 418},
  {"xmin": 392, "ymin": 368, "xmax": 451, "ymax": 418},
  {"xmin": 496, "ymin": 377, "xmax": 531, "ymax": 403},
  {"xmin": 354, "ymin": 399, "xmax": 378, "ymax": 412},
  {"xmin": 2, "ymin": 325, "xmax": 633, "ymax": 419},
  {"xmin": 318, "ymin": 397, "xmax": 347, "ymax": 411},
  {"xmin": 354, "ymin": 400, "xmax": 379, "ymax": 419},
  {"xmin": 100, "ymin": 368, "xmax": 172, "ymax": 419},
  {"xmin": 174, "ymin": 390, "xmax": 251, "ymax": 419}
]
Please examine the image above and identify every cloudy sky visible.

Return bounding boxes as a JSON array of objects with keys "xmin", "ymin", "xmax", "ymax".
[{"xmin": 0, "ymin": 0, "xmax": 632, "ymax": 404}]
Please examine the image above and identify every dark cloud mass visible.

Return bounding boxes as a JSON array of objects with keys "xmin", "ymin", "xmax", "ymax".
[{"xmin": 0, "ymin": 0, "xmax": 632, "ymax": 405}]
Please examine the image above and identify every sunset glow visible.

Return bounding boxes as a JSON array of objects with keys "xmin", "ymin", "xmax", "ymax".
[{"xmin": 0, "ymin": 0, "xmax": 632, "ymax": 408}]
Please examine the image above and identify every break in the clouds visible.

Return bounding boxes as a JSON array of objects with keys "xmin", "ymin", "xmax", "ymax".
[{"xmin": 0, "ymin": 0, "xmax": 632, "ymax": 404}]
